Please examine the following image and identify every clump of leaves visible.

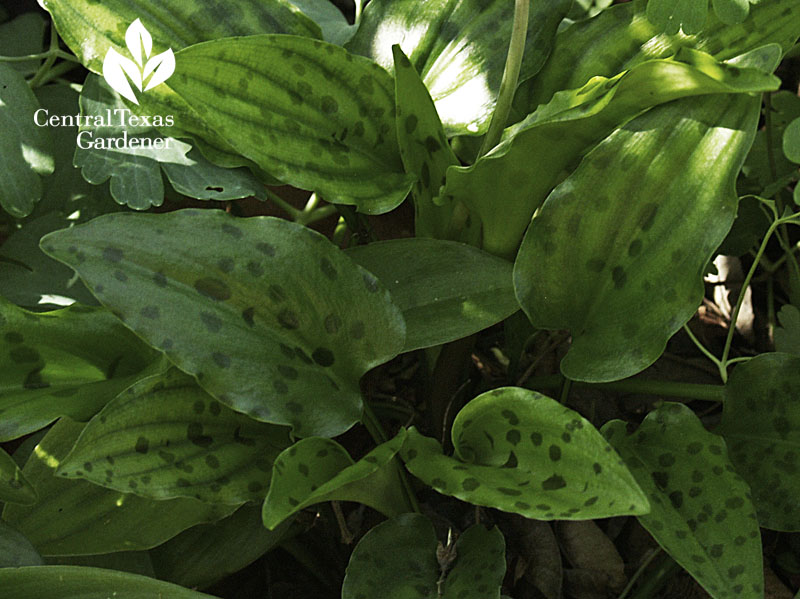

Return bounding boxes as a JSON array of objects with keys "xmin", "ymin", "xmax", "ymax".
[{"xmin": 3, "ymin": 1, "xmax": 800, "ymax": 598}]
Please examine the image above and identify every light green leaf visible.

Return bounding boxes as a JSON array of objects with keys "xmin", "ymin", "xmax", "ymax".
[
  {"xmin": 0, "ymin": 64, "xmax": 54, "ymax": 218},
  {"xmin": 513, "ymin": 93, "xmax": 760, "ymax": 381},
  {"xmin": 288, "ymin": 0, "xmax": 355, "ymax": 45},
  {"xmin": 342, "ymin": 513, "xmax": 505, "ymax": 599},
  {"xmin": 0, "ymin": 446, "xmax": 36, "ymax": 505},
  {"xmin": 782, "ymin": 117, "xmax": 800, "ymax": 164},
  {"xmin": 262, "ymin": 430, "xmax": 408, "ymax": 530},
  {"xmin": 41, "ymin": 209, "xmax": 406, "ymax": 437},
  {"xmin": 42, "ymin": 0, "xmax": 321, "ymax": 166},
  {"xmin": 774, "ymin": 306, "xmax": 800, "ymax": 356},
  {"xmin": 74, "ymin": 75, "xmax": 266, "ymax": 210},
  {"xmin": 403, "ymin": 387, "xmax": 648, "ymax": 520},
  {"xmin": 605, "ymin": 403, "xmax": 763, "ymax": 599},
  {"xmin": 2, "ymin": 419, "xmax": 236, "ymax": 556},
  {"xmin": 348, "ymin": 0, "xmax": 571, "ymax": 136},
  {"xmin": 646, "ymin": 0, "xmax": 758, "ymax": 34},
  {"xmin": 151, "ymin": 505, "xmax": 288, "ymax": 590},
  {"xmin": 521, "ymin": 0, "xmax": 800, "ymax": 114},
  {"xmin": 169, "ymin": 35, "xmax": 413, "ymax": 214},
  {"xmin": 721, "ymin": 353, "xmax": 800, "ymax": 531},
  {"xmin": 0, "ymin": 299, "xmax": 159, "ymax": 442},
  {"xmin": 346, "ymin": 238, "xmax": 518, "ymax": 352},
  {"xmin": 450, "ymin": 48, "xmax": 779, "ymax": 257},
  {"xmin": 0, "ymin": 13, "xmax": 46, "ymax": 76},
  {"xmin": 0, "ymin": 566, "xmax": 220, "ymax": 598},
  {"xmin": 0, "ymin": 522, "xmax": 44, "ymax": 567},
  {"xmin": 57, "ymin": 369, "xmax": 290, "ymax": 504}
]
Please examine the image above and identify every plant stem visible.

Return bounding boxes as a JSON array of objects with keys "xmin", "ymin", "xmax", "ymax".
[
  {"xmin": 682, "ymin": 324, "xmax": 722, "ymax": 370},
  {"xmin": 617, "ymin": 548, "xmax": 662, "ymax": 599},
  {"xmin": 28, "ymin": 23, "xmax": 60, "ymax": 88},
  {"xmin": 264, "ymin": 188, "xmax": 301, "ymax": 219},
  {"xmin": 0, "ymin": 49, "xmax": 78, "ymax": 63},
  {"xmin": 36, "ymin": 59, "xmax": 80, "ymax": 86},
  {"xmin": 525, "ymin": 375, "xmax": 725, "ymax": 403},
  {"xmin": 477, "ymin": 0, "xmax": 530, "ymax": 158},
  {"xmin": 625, "ymin": 553, "xmax": 681, "ymax": 599}
]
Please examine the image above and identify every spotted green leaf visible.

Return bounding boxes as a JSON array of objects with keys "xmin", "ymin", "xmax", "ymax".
[
  {"xmin": 403, "ymin": 387, "xmax": 648, "ymax": 520},
  {"xmin": 0, "ymin": 522, "xmax": 44, "ymax": 567},
  {"xmin": 0, "ymin": 299, "xmax": 160, "ymax": 442},
  {"xmin": 720, "ymin": 353, "xmax": 800, "ymax": 531},
  {"xmin": 449, "ymin": 47, "xmax": 779, "ymax": 257},
  {"xmin": 262, "ymin": 430, "xmax": 408, "ymax": 529},
  {"xmin": 151, "ymin": 505, "xmax": 289, "ymax": 590},
  {"xmin": 346, "ymin": 238, "xmax": 518, "ymax": 352},
  {"xmin": 774, "ymin": 306, "xmax": 800, "ymax": 356},
  {"xmin": 0, "ymin": 566, "xmax": 220, "ymax": 599},
  {"xmin": 169, "ymin": 36, "xmax": 413, "ymax": 214},
  {"xmin": 57, "ymin": 369, "xmax": 290, "ymax": 504},
  {"xmin": 513, "ymin": 92, "xmax": 761, "ymax": 382},
  {"xmin": 40, "ymin": 209, "xmax": 406, "ymax": 437},
  {"xmin": 0, "ymin": 64, "xmax": 55, "ymax": 218},
  {"xmin": 347, "ymin": 0, "xmax": 571, "ymax": 136},
  {"xmin": 520, "ymin": 0, "xmax": 800, "ymax": 112},
  {"xmin": 604, "ymin": 403, "xmax": 763, "ymax": 599},
  {"xmin": 342, "ymin": 513, "xmax": 505, "ymax": 599},
  {"xmin": 42, "ymin": 0, "xmax": 321, "ymax": 167},
  {"xmin": 0, "ymin": 447, "xmax": 36, "ymax": 505},
  {"xmin": 2, "ymin": 419, "xmax": 236, "ymax": 556},
  {"xmin": 647, "ymin": 0, "xmax": 758, "ymax": 34},
  {"xmin": 393, "ymin": 45, "xmax": 463, "ymax": 241},
  {"xmin": 74, "ymin": 75, "xmax": 267, "ymax": 211}
]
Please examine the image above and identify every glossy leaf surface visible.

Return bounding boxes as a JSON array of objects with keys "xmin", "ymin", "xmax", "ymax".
[
  {"xmin": 2, "ymin": 419, "xmax": 236, "ymax": 556},
  {"xmin": 0, "ymin": 299, "xmax": 159, "ymax": 442},
  {"xmin": 170, "ymin": 36, "xmax": 413, "ymax": 214},
  {"xmin": 0, "ymin": 566, "xmax": 220, "ymax": 598},
  {"xmin": 346, "ymin": 238, "xmax": 517, "ymax": 351},
  {"xmin": 262, "ymin": 431, "xmax": 408, "ymax": 529},
  {"xmin": 41, "ymin": 209, "xmax": 405, "ymax": 437},
  {"xmin": 721, "ymin": 353, "xmax": 800, "ymax": 531},
  {"xmin": 348, "ymin": 0, "xmax": 570, "ymax": 135},
  {"xmin": 57, "ymin": 369, "xmax": 290, "ymax": 504},
  {"xmin": 403, "ymin": 388, "xmax": 648, "ymax": 520},
  {"xmin": 342, "ymin": 513, "xmax": 505, "ymax": 599},
  {"xmin": 513, "ymin": 93, "xmax": 760, "ymax": 381},
  {"xmin": 605, "ymin": 404, "xmax": 763, "ymax": 599}
]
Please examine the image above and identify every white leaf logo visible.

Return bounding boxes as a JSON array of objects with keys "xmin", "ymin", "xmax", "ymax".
[{"xmin": 102, "ymin": 19, "xmax": 175, "ymax": 105}]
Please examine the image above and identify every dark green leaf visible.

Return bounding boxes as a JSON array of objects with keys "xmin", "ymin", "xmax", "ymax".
[
  {"xmin": 342, "ymin": 513, "xmax": 505, "ymax": 599},
  {"xmin": 262, "ymin": 431, "xmax": 408, "ymax": 530},
  {"xmin": 513, "ymin": 93, "xmax": 760, "ymax": 381},
  {"xmin": 774, "ymin": 306, "xmax": 800, "ymax": 356},
  {"xmin": 288, "ymin": 0, "xmax": 355, "ymax": 45},
  {"xmin": 0, "ymin": 299, "xmax": 159, "ymax": 442},
  {"xmin": 2, "ymin": 419, "xmax": 236, "ymax": 556},
  {"xmin": 41, "ymin": 209, "xmax": 405, "ymax": 437},
  {"xmin": 46, "ymin": 552, "xmax": 155, "ymax": 577},
  {"xmin": 346, "ymin": 238, "xmax": 518, "ymax": 351},
  {"xmin": 403, "ymin": 387, "xmax": 648, "ymax": 520},
  {"xmin": 0, "ymin": 566, "xmax": 220, "ymax": 598},
  {"xmin": 348, "ymin": 0, "xmax": 571, "ymax": 135},
  {"xmin": 169, "ymin": 35, "xmax": 413, "ymax": 213},
  {"xmin": 151, "ymin": 505, "xmax": 288, "ymax": 589},
  {"xmin": 0, "ymin": 446, "xmax": 36, "ymax": 505},
  {"xmin": 0, "ymin": 13, "xmax": 46, "ymax": 76},
  {"xmin": 647, "ymin": 0, "xmax": 757, "ymax": 34},
  {"xmin": 0, "ymin": 64, "xmax": 54, "ymax": 218},
  {"xmin": 58, "ymin": 369, "xmax": 290, "ymax": 504},
  {"xmin": 721, "ymin": 353, "xmax": 800, "ymax": 531},
  {"xmin": 605, "ymin": 404, "xmax": 763, "ymax": 599},
  {"xmin": 0, "ymin": 522, "xmax": 44, "ymax": 567}
]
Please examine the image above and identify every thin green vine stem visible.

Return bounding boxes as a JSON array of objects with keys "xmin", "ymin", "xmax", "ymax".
[
  {"xmin": 525, "ymin": 375, "xmax": 725, "ymax": 403},
  {"xmin": 28, "ymin": 23, "xmax": 61, "ymax": 88},
  {"xmin": 0, "ymin": 49, "xmax": 78, "ymax": 63},
  {"xmin": 617, "ymin": 548, "xmax": 662, "ymax": 599},
  {"xmin": 682, "ymin": 324, "xmax": 722, "ymax": 370},
  {"xmin": 477, "ymin": 0, "xmax": 530, "ymax": 159},
  {"xmin": 264, "ymin": 188, "xmax": 301, "ymax": 219}
]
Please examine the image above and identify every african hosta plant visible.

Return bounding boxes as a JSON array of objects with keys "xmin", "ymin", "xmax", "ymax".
[{"xmin": 3, "ymin": 0, "xmax": 800, "ymax": 597}]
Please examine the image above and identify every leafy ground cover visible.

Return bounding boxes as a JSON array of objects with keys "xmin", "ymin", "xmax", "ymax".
[{"xmin": 2, "ymin": 0, "xmax": 800, "ymax": 597}]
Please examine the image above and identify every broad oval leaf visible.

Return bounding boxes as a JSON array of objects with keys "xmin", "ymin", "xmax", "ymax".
[
  {"xmin": 262, "ymin": 431, "xmax": 408, "ymax": 530},
  {"xmin": 604, "ymin": 404, "xmax": 763, "ymax": 599},
  {"xmin": 342, "ymin": 513, "xmax": 505, "ymax": 599},
  {"xmin": 782, "ymin": 117, "xmax": 800, "ymax": 164},
  {"xmin": 0, "ymin": 522, "xmax": 44, "ymax": 567},
  {"xmin": 0, "ymin": 299, "xmax": 160, "ymax": 442},
  {"xmin": 2, "ymin": 419, "xmax": 236, "ymax": 556},
  {"xmin": 346, "ymin": 238, "xmax": 518, "ymax": 352},
  {"xmin": 347, "ymin": 0, "xmax": 571, "ymax": 135},
  {"xmin": 0, "ymin": 446, "xmax": 36, "ymax": 505},
  {"xmin": 0, "ymin": 566, "xmax": 220, "ymax": 599},
  {"xmin": 169, "ymin": 35, "xmax": 414, "ymax": 214},
  {"xmin": 403, "ymin": 387, "xmax": 648, "ymax": 520},
  {"xmin": 41, "ymin": 209, "xmax": 406, "ymax": 437},
  {"xmin": 720, "ymin": 353, "xmax": 800, "ymax": 531},
  {"xmin": 513, "ymin": 92, "xmax": 760, "ymax": 382},
  {"xmin": 57, "ymin": 369, "xmax": 290, "ymax": 504}
]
